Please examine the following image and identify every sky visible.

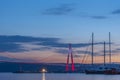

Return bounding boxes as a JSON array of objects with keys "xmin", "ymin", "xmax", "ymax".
[{"xmin": 1, "ymin": 0, "xmax": 120, "ymax": 63}]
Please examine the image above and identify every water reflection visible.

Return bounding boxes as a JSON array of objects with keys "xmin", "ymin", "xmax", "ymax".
[
  {"xmin": 0, "ymin": 73, "xmax": 120, "ymax": 80},
  {"xmin": 42, "ymin": 73, "xmax": 46, "ymax": 80},
  {"xmin": 41, "ymin": 68, "xmax": 47, "ymax": 80}
]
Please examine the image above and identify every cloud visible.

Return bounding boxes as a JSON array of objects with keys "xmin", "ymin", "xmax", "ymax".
[
  {"xmin": 0, "ymin": 35, "xmax": 59, "ymax": 52},
  {"xmin": 42, "ymin": 4, "xmax": 75, "ymax": 15},
  {"xmin": 0, "ymin": 56, "xmax": 19, "ymax": 61},
  {"xmin": 90, "ymin": 16, "xmax": 107, "ymax": 19},
  {"xmin": 76, "ymin": 50, "xmax": 102, "ymax": 57},
  {"xmin": 54, "ymin": 49, "xmax": 68, "ymax": 54},
  {"xmin": 116, "ymin": 48, "xmax": 120, "ymax": 51},
  {"xmin": 32, "ymin": 47, "xmax": 52, "ymax": 51},
  {"xmin": 111, "ymin": 9, "xmax": 120, "ymax": 14},
  {"xmin": 101, "ymin": 49, "xmax": 119, "ymax": 54},
  {"xmin": 42, "ymin": 3, "xmax": 109, "ymax": 20},
  {"xmin": 36, "ymin": 41, "xmax": 104, "ymax": 48},
  {"xmin": 0, "ymin": 35, "xmax": 105, "ymax": 53},
  {"xmin": 0, "ymin": 35, "xmax": 59, "ymax": 43},
  {"xmin": 81, "ymin": 14, "xmax": 107, "ymax": 19},
  {"xmin": 0, "ymin": 56, "xmax": 36, "ymax": 63},
  {"xmin": 73, "ymin": 55, "xmax": 81, "ymax": 58},
  {"xmin": 54, "ymin": 48, "xmax": 103, "ymax": 57},
  {"xmin": 0, "ymin": 35, "xmax": 117, "ymax": 63},
  {"xmin": 76, "ymin": 50, "xmax": 92, "ymax": 55},
  {"xmin": 98, "ymin": 48, "xmax": 120, "ymax": 57},
  {"xmin": 0, "ymin": 42, "xmax": 27, "ymax": 52}
]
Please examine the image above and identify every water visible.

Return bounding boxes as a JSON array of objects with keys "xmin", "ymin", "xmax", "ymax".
[{"xmin": 0, "ymin": 73, "xmax": 120, "ymax": 80}]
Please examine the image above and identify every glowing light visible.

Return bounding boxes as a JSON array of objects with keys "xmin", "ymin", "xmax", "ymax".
[{"xmin": 41, "ymin": 68, "xmax": 47, "ymax": 73}]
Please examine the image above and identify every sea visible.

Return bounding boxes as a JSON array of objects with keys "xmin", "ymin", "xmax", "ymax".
[{"xmin": 0, "ymin": 73, "xmax": 120, "ymax": 80}]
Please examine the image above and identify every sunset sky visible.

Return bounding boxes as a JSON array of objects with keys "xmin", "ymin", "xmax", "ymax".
[{"xmin": 1, "ymin": 0, "xmax": 120, "ymax": 63}]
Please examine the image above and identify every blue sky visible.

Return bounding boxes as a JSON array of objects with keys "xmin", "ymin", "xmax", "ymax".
[{"xmin": 1, "ymin": 0, "xmax": 120, "ymax": 63}]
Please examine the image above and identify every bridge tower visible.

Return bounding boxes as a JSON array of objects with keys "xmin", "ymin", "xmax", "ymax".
[{"xmin": 66, "ymin": 44, "xmax": 75, "ymax": 72}]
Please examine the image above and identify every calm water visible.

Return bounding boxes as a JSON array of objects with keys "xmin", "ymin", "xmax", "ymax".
[{"xmin": 0, "ymin": 73, "xmax": 120, "ymax": 80}]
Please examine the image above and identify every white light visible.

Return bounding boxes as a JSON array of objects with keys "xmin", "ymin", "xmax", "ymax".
[{"xmin": 41, "ymin": 68, "xmax": 47, "ymax": 73}]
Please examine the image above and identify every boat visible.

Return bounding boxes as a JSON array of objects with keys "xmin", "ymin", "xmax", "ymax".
[
  {"xmin": 85, "ymin": 42, "xmax": 109, "ymax": 74},
  {"xmin": 104, "ymin": 32, "xmax": 120, "ymax": 75},
  {"xmin": 85, "ymin": 32, "xmax": 114, "ymax": 74},
  {"xmin": 85, "ymin": 65, "xmax": 110, "ymax": 74}
]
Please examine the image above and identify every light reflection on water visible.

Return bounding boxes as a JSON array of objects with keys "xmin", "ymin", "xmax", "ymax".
[
  {"xmin": 0, "ymin": 73, "xmax": 120, "ymax": 80},
  {"xmin": 42, "ymin": 73, "xmax": 45, "ymax": 80}
]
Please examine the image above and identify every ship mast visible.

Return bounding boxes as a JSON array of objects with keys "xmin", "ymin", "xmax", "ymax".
[
  {"xmin": 109, "ymin": 32, "xmax": 111, "ymax": 64},
  {"xmin": 92, "ymin": 33, "xmax": 94, "ymax": 65},
  {"xmin": 104, "ymin": 41, "xmax": 106, "ymax": 66}
]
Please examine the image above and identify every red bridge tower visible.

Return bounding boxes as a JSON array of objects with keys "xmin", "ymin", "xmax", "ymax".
[{"xmin": 66, "ymin": 44, "xmax": 75, "ymax": 72}]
